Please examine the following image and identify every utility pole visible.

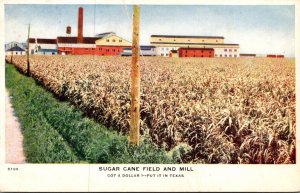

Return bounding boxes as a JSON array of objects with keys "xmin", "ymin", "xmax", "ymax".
[
  {"xmin": 129, "ymin": 5, "xmax": 140, "ymax": 145},
  {"xmin": 11, "ymin": 47, "xmax": 13, "ymax": 64},
  {"xmin": 27, "ymin": 24, "xmax": 30, "ymax": 77}
]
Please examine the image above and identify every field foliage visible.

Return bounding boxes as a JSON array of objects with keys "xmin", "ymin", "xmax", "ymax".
[
  {"xmin": 7, "ymin": 55, "xmax": 296, "ymax": 164},
  {"xmin": 6, "ymin": 62, "xmax": 175, "ymax": 163}
]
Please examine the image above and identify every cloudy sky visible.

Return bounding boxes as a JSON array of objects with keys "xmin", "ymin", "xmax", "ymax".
[{"xmin": 5, "ymin": 4, "xmax": 295, "ymax": 56}]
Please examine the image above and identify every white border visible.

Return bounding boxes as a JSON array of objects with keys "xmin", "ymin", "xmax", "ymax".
[{"xmin": 0, "ymin": 0, "xmax": 299, "ymax": 192}]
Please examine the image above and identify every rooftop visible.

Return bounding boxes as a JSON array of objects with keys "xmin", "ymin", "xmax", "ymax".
[
  {"xmin": 150, "ymin": 42, "xmax": 239, "ymax": 46},
  {"xmin": 96, "ymin": 32, "xmax": 116, "ymax": 38},
  {"xmin": 151, "ymin": 35, "xmax": 225, "ymax": 39},
  {"xmin": 29, "ymin": 38, "xmax": 57, "ymax": 44},
  {"xmin": 178, "ymin": 47, "xmax": 214, "ymax": 50},
  {"xmin": 57, "ymin": 36, "xmax": 100, "ymax": 44},
  {"xmin": 6, "ymin": 45, "xmax": 25, "ymax": 52}
]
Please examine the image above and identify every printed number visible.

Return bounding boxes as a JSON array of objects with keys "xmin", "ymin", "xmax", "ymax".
[{"xmin": 8, "ymin": 167, "xmax": 19, "ymax": 171}]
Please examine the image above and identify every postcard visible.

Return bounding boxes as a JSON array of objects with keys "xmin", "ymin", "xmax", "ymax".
[{"xmin": 0, "ymin": 0, "xmax": 299, "ymax": 192}]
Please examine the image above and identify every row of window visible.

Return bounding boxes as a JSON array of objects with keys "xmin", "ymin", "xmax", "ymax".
[
  {"xmin": 161, "ymin": 47, "xmax": 177, "ymax": 51},
  {"xmin": 160, "ymin": 47, "xmax": 238, "ymax": 52},
  {"xmin": 185, "ymin": 50, "xmax": 212, "ymax": 54},
  {"xmin": 60, "ymin": 47, "xmax": 122, "ymax": 52},
  {"xmin": 215, "ymin": 54, "xmax": 238, "ymax": 57},
  {"xmin": 182, "ymin": 55, "xmax": 213, "ymax": 57},
  {"xmin": 224, "ymin": 49, "xmax": 237, "ymax": 52},
  {"xmin": 106, "ymin": 39, "xmax": 123, "ymax": 43}
]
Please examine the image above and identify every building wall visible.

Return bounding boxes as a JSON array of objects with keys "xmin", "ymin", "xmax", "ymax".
[
  {"xmin": 29, "ymin": 43, "xmax": 57, "ymax": 55},
  {"xmin": 5, "ymin": 51, "xmax": 26, "ymax": 55},
  {"xmin": 214, "ymin": 47, "xmax": 240, "ymax": 57},
  {"xmin": 95, "ymin": 35, "xmax": 131, "ymax": 46},
  {"xmin": 140, "ymin": 48, "xmax": 156, "ymax": 56},
  {"xmin": 96, "ymin": 46, "xmax": 130, "ymax": 56},
  {"xmin": 120, "ymin": 48, "xmax": 156, "ymax": 56},
  {"xmin": 58, "ymin": 47, "xmax": 95, "ymax": 55},
  {"xmin": 37, "ymin": 51, "xmax": 58, "ymax": 55},
  {"xmin": 155, "ymin": 46, "xmax": 179, "ymax": 57},
  {"xmin": 58, "ymin": 45, "xmax": 130, "ymax": 56},
  {"xmin": 150, "ymin": 37, "xmax": 224, "ymax": 44},
  {"xmin": 151, "ymin": 43, "xmax": 239, "ymax": 57},
  {"xmin": 178, "ymin": 48, "xmax": 214, "ymax": 58}
]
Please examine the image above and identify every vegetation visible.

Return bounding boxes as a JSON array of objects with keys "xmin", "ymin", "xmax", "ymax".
[
  {"xmin": 7, "ymin": 55, "xmax": 296, "ymax": 164},
  {"xmin": 5, "ymin": 62, "xmax": 175, "ymax": 163}
]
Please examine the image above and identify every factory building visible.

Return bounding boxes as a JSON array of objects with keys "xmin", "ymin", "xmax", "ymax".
[
  {"xmin": 57, "ymin": 36, "xmax": 98, "ymax": 55},
  {"xmin": 55, "ymin": 7, "xmax": 131, "ymax": 56},
  {"xmin": 29, "ymin": 38, "xmax": 57, "ymax": 55},
  {"xmin": 56, "ymin": 7, "xmax": 98, "ymax": 55},
  {"xmin": 95, "ymin": 32, "xmax": 131, "ymax": 56},
  {"xmin": 17, "ymin": 7, "xmax": 247, "ymax": 58},
  {"xmin": 178, "ymin": 48, "xmax": 214, "ymax": 57},
  {"xmin": 150, "ymin": 35, "xmax": 239, "ymax": 57}
]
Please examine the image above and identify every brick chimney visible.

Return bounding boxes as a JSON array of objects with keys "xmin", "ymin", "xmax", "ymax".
[{"xmin": 77, "ymin": 7, "xmax": 83, "ymax": 43}]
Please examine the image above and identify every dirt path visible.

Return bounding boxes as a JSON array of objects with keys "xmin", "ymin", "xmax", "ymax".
[{"xmin": 5, "ymin": 89, "xmax": 26, "ymax": 164}]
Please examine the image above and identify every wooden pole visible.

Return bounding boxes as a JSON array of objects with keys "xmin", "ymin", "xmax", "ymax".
[
  {"xmin": 129, "ymin": 5, "xmax": 140, "ymax": 145},
  {"xmin": 27, "ymin": 24, "xmax": 30, "ymax": 77},
  {"xmin": 11, "ymin": 49, "xmax": 13, "ymax": 64}
]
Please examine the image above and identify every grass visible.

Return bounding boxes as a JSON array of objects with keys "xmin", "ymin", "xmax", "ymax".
[{"xmin": 5, "ymin": 63, "xmax": 176, "ymax": 163}]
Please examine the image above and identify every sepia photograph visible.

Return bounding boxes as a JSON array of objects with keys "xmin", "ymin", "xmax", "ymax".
[{"xmin": 0, "ymin": 0, "xmax": 299, "ymax": 192}]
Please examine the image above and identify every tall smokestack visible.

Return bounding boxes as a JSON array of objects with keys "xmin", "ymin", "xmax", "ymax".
[{"xmin": 77, "ymin": 7, "xmax": 83, "ymax": 43}]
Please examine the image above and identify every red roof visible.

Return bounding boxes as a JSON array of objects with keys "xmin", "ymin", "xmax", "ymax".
[
  {"xmin": 29, "ymin": 38, "xmax": 57, "ymax": 44},
  {"xmin": 57, "ymin": 36, "xmax": 99, "ymax": 44}
]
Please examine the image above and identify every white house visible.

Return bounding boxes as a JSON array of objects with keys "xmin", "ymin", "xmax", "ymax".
[{"xmin": 5, "ymin": 45, "xmax": 26, "ymax": 55}]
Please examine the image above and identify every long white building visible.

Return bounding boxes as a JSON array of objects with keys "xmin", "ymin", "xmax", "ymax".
[{"xmin": 150, "ymin": 35, "xmax": 240, "ymax": 57}]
